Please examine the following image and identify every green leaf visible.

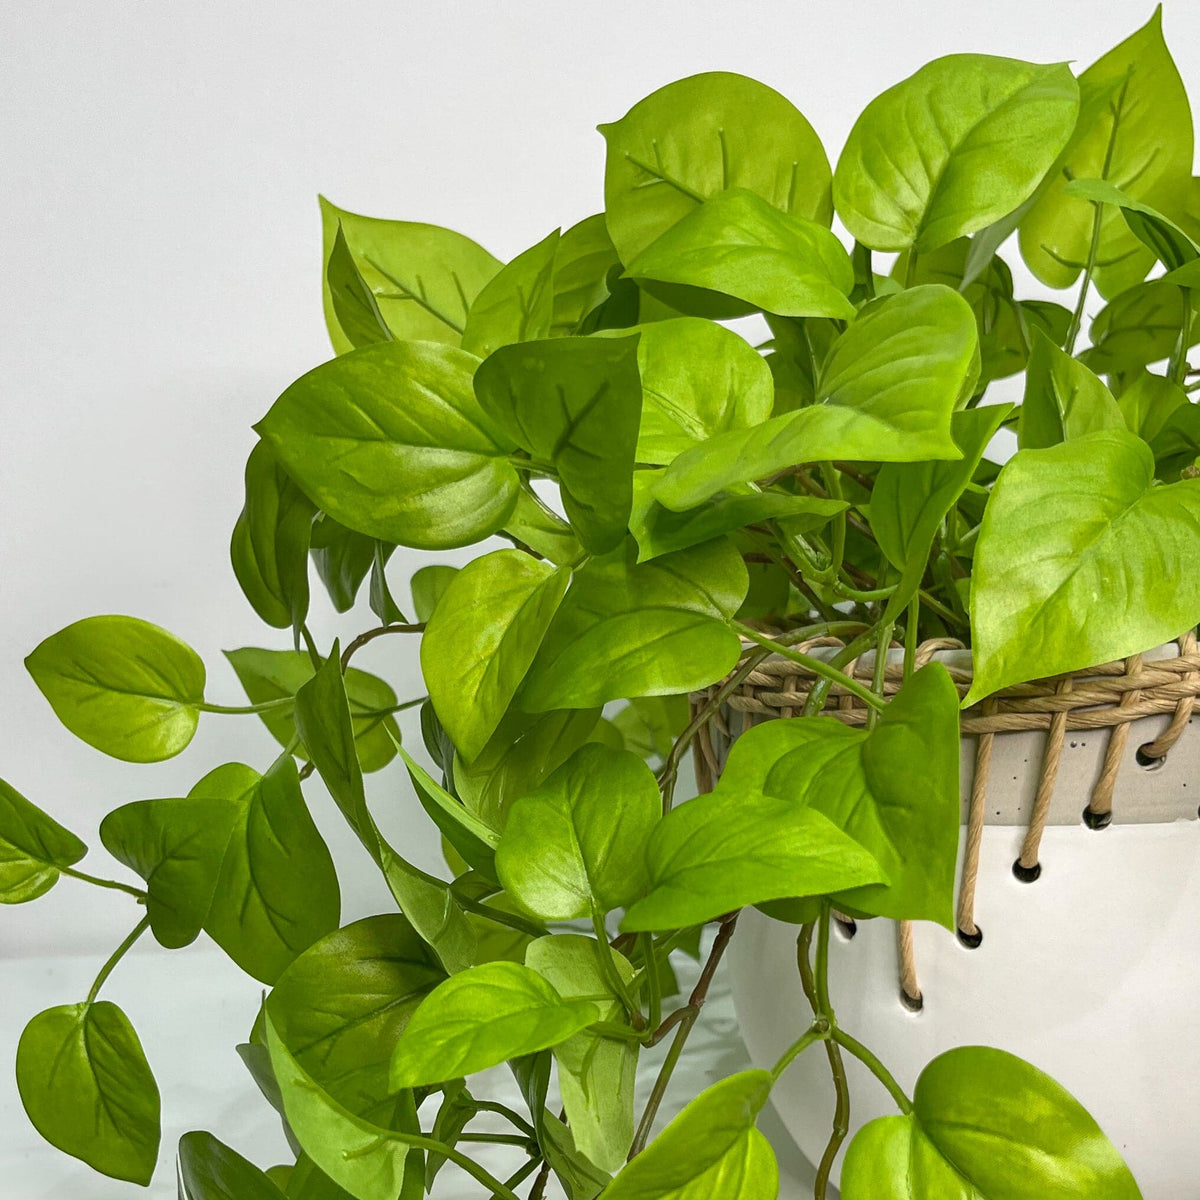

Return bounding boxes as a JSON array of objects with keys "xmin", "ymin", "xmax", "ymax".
[
  {"xmin": 622, "ymin": 785, "xmax": 885, "ymax": 934},
  {"xmin": 600, "ymin": 71, "xmax": 832, "ymax": 264},
  {"xmin": 195, "ymin": 758, "xmax": 341, "ymax": 983},
  {"xmin": 610, "ymin": 695, "xmax": 690, "ymax": 763},
  {"xmin": 654, "ymin": 285, "xmax": 977, "ymax": 512},
  {"xmin": 1149, "ymin": 397, "xmax": 1200, "ymax": 480},
  {"xmin": 409, "ymin": 564, "xmax": 459, "ymax": 623},
  {"xmin": 266, "ymin": 915, "xmax": 444, "ymax": 1120},
  {"xmin": 388, "ymin": 961, "xmax": 600, "ymax": 1088},
  {"xmin": 521, "ymin": 538, "xmax": 748, "ymax": 711},
  {"xmin": 502, "ymin": 486, "xmax": 585, "ymax": 567},
  {"xmin": 16, "ymin": 1001, "xmax": 160, "ymax": 1184},
  {"xmin": 1018, "ymin": 328, "xmax": 1124, "ymax": 449},
  {"xmin": 319, "ymin": 196, "xmax": 500, "ymax": 351},
  {"xmin": 25, "ymin": 615, "xmax": 205, "ymax": 763},
  {"xmin": 225, "ymin": 647, "xmax": 401, "ymax": 773},
  {"xmin": 461, "ymin": 229, "xmax": 560, "ymax": 358},
  {"xmin": 0, "ymin": 777, "xmax": 87, "ymax": 904},
  {"xmin": 496, "ymin": 744, "xmax": 659, "ymax": 919},
  {"xmin": 308, "ymin": 516, "xmax": 376, "ymax": 613},
  {"xmin": 525, "ymin": 934, "xmax": 637, "ymax": 1172},
  {"xmin": 100, "ymin": 794, "xmax": 239, "ymax": 948},
  {"xmin": 1064, "ymin": 176, "xmax": 1200, "ymax": 271},
  {"xmin": 231, "ymin": 441, "xmax": 316, "ymax": 631},
  {"xmin": 293, "ymin": 653, "xmax": 475, "ymax": 974},
  {"xmin": 178, "ymin": 1131, "xmax": 288, "ymax": 1200},
  {"xmin": 283, "ymin": 1156, "xmax": 359, "ymax": 1200},
  {"xmin": 1081, "ymin": 280, "xmax": 1198, "ymax": 375},
  {"xmin": 397, "ymin": 746, "xmax": 500, "ymax": 879},
  {"xmin": 834, "ymin": 55, "xmax": 1078, "ymax": 253},
  {"xmin": 602, "ymin": 1070, "xmax": 777, "ymax": 1200},
  {"xmin": 968, "ymin": 428, "xmax": 1200, "ymax": 703},
  {"xmin": 325, "ymin": 222, "xmax": 393, "ymax": 350},
  {"xmin": 631, "ymin": 471, "xmax": 846, "ymax": 562},
  {"xmin": 420, "ymin": 549, "xmax": 570, "ymax": 760},
  {"xmin": 474, "ymin": 336, "xmax": 643, "ymax": 554},
  {"xmin": 626, "ymin": 318, "xmax": 774, "ymax": 466},
  {"xmin": 453, "ymin": 706, "xmax": 602, "ymax": 831},
  {"xmin": 551, "ymin": 214, "xmax": 622, "ymax": 336},
  {"xmin": 698, "ymin": 663, "xmax": 961, "ymax": 927},
  {"xmin": 367, "ymin": 542, "xmax": 406, "ymax": 625},
  {"xmin": 255, "ymin": 341, "xmax": 520, "ymax": 551},
  {"xmin": 872, "ymin": 405, "xmax": 1012, "ymax": 622},
  {"xmin": 1019, "ymin": 11, "xmax": 1194, "ymax": 298},
  {"xmin": 625, "ymin": 189, "xmax": 854, "ymax": 320},
  {"xmin": 265, "ymin": 1015, "xmax": 422, "ymax": 1200},
  {"xmin": 1117, "ymin": 370, "xmax": 1187, "ymax": 442},
  {"xmin": 841, "ymin": 1047, "xmax": 1140, "ymax": 1199}
]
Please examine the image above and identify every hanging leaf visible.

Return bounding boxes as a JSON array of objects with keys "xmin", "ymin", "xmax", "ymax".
[
  {"xmin": 551, "ymin": 214, "xmax": 622, "ymax": 336},
  {"xmin": 409, "ymin": 564, "xmax": 459, "ymax": 622},
  {"xmin": 25, "ymin": 615, "xmax": 206, "ymax": 763},
  {"xmin": 308, "ymin": 515, "xmax": 378, "ymax": 612},
  {"xmin": 178, "ymin": 1131, "xmax": 288, "ymax": 1200},
  {"xmin": 325, "ymin": 222, "xmax": 393, "ymax": 350},
  {"xmin": 1018, "ymin": 328, "xmax": 1124, "ymax": 448},
  {"xmin": 0, "ymin": 777, "xmax": 87, "ymax": 904},
  {"xmin": 600, "ymin": 71, "xmax": 832, "ymax": 263}
]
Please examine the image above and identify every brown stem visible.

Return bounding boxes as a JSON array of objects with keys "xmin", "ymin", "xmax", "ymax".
[
  {"xmin": 527, "ymin": 1159, "xmax": 552, "ymax": 1200},
  {"xmin": 340, "ymin": 622, "xmax": 425, "ymax": 672}
]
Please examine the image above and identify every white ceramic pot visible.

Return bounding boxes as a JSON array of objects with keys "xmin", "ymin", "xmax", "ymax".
[{"xmin": 729, "ymin": 645, "xmax": 1200, "ymax": 1197}]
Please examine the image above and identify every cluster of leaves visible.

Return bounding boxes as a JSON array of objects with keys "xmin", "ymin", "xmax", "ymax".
[{"xmin": 11, "ymin": 9, "xmax": 1200, "ymax": 1198}]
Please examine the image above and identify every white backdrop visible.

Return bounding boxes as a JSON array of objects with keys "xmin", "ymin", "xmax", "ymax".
[{"xmin": 2, "ymin": 1, "xmax": 1198, "ymax": 1194}]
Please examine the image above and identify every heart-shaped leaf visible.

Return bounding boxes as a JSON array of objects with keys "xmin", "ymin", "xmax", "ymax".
[
  {"xmin": 17, "ymin": 1001, "xmax": 160, "ymax": 1184},
  {"xmin": 600, "ymin": 71, "xmax": 832, "ymax": 263},
  {"xmin": 319, "ymin": 197, "xmax": 500, "ymax": 351},
  {"xmin": 967, "ymin": 428, "xmax": 1200, "ymax": 703},
  {"xmin": 834, "ymin": 55, "xmax": 1078, "ymax": 252},
  {"xmin": 25, "ymin": 615, "xmax": 206, "ymax": 763},
  {"xmin": 626, "ymin": 189, "xmax": 854, "ymax": 320},
  {"xmin": 474, "ymin": 336, "xmax": 643, "ymax": 554},
  {"xmin": 841, "ymin": 1047, "xmax": 1141, "ymax": 1199},
  {"xmin": 388, "ymin": 961, "xmax": 600, "ymax": 1088},
  {"xmin": 520, "ymin": 538, "xmax": 748, "ymax": 711},
  {"xmin": 256, "ymin": 341, "xmax": 520, "ymax": 551},
  {"xmin": 420, "ymin": 549, "xmax": 571, "ymax": 760},
  {"xmin": 496, "ymin": 743, "xmax": 660, "ymax": 919},
  {"xmin": 461, "ymin": 229, "xmax": 560, "ymax": 358},
  {"xmin": 602, "ymin": 1070, "xmax": 778, "ymax": 1200},
  {"xmin": 654, "ymin": 285, "xmax": 977, "ymax": 512},
  {"xmin": 0, "ymin": 777, "xmax": 87, "ymax": 904}
]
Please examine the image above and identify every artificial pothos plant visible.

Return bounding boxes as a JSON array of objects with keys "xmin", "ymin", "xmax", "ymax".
[{"xmin": 8, "ymin": 8, "xmax": 1200, "ymax": 1198}]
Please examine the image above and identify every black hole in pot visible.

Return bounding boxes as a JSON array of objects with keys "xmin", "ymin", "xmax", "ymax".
[
  {"xmin": 956, "ymin": 926, "xmax": 983, "ymax": 950},
  {"xmin": 1083, "ymin": 806, "xmax": 1112, "ymax": 830},
  {"xmin": 900, "ymin": 988, "xmax": 924, "ymax": 1013},
  {"xmin": 1135, "ymin": 744, "xmax": 1166, "ymax": 769},
  {"xmin": 1012, "ymin": 859, "xmax": 1041, "ymax": 883},
  {"xmin": 834, "ymin": 916, "xmax": 857, "ymax": 941}
]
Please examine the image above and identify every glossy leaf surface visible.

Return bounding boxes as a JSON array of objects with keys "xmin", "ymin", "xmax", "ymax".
[
  {"xmin": 178, "ymin": 1131, "xmax": 288, "ymax": 1200},
  {"xmin": 0, "ymin": 777, "xmax": 87, "ymax": 904},
  {"xmin": 461, "ymin": 229, "xmax": 560, "ymax": 358},
  {"xmin": 1018, "ymin": 329, "xmax": 1124, "ymax": 449}
]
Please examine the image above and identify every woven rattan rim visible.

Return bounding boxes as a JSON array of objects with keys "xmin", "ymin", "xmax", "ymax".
[{"xmin": 691, "ymin": 629, "xmax": 1200, "ymax": 1009}]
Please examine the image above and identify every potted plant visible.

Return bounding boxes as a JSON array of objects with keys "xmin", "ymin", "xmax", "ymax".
[{"xmin": 5, "ymin": 8, "xmax": 1198, "ymax": 1198}]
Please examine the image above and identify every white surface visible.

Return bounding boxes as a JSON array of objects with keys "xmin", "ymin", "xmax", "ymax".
[
  {"xmin": 0, "ymin": 943, "xmax": 818, "ymax": 1198},
  {"xmin": 4, "ymin": 1, "xmax": 1200, "ymax": 1194}
]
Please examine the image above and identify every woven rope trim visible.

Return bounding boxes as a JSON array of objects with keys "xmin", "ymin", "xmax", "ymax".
[{"xmin": 697, "ymin": 634, "xmax": 1200, "ymax": 734}]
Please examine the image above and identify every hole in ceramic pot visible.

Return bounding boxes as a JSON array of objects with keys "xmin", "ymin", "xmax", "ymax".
[
  {"xmin": 900, "ymin": 988, "xmax": 924, "ymax": 1013},
  {"xmin": 1082, "ymin": 806, "xmax": 1113, "ymax": 830},
  {"xmin": 1135, "ymin": 744, "xmax": 1167, "ymax": 769},
  {"xmin": 956, "ymin": 925, "xmax": 983, "ymax": 949},
  {"xmin": 1012, "ymin": 858, "xmax": 1041, "ymax": 883},
  {"xmin": 833, "ymin": 915, "xmax": 857, "ymax": 941}
]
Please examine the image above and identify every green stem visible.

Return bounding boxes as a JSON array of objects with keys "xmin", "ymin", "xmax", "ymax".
[
  {"xmin": 454, "ymin": 894, "xmax": 546, "ymax": 940},
  {"xmin": 903, "ymin": 247, "xmax": 920, "ymax": 289},
  {"xmin": 731, "ymin": 622, "xmax": 885, "ymax": 712},
  {"xmin": 810, "ymin": 905, "xmax": 849, "ymax": 1200},
  {"xmin": 60, "ymin": 865, "xmax": 146, "ymax": 900},
  {"xmin": 503, "ymin": 1157, "xmax": 544, "ymax": 1191},
  {"xmin": 592, "ymin": 907, "xmax": 642, "ymax": 1026},
  {"xmin": 641, "ymin": 932, "xmax": 662, "ymax": 1031},
  {"xmin": 823, "ymin": 464, "xmax": 847, "ymax": 582},
  {"xmin": 198, "ymin": 697, "xmax": 295, "ymax": 715},
  {"xmin": 832, "ymin": 1028, "xmax": 913, "ymax": 1115},
  {"xmin": 470, "ymin": 1101, "xmax": 538, "ymax": 1141},
  {"xmin": 865, "ymin": 622, "xmax": 893, "ymax": 732},
  {"xmin": 904, "ymin": 596, "xmax": 920, "ymax": 682},
  {"xmin": 458, "ymin": 1132, "xmax": 534, "ymax": 1147},
  {"xmin": 300, "ymin": 623, "xmax": 322, "ymax": 672},
  {"xmin": 1170, "ymin": 287, "xmax": 1194, "ymax": 385},
  {"xmin": 87, "ymin": 915, "xmax": 151, "ymax": 1004},
  {"xmin": 1064, "ymin": 201, "xmax": 1103, "ymax": 354},
  {"xmin": 771, "ymin": 1022, "xmax": 827, "ymax": 1082},
  {"xmin": 802, "ymin": 629, "xmax": 880, "ymax": 718}
]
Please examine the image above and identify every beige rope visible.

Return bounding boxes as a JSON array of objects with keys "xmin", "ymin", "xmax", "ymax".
[
  {"xmin": 898, "ymin": 921, "xmax": 922, "ymax": 1010},
  {"xmin": 1016, "ymin": 677, "xmax": 1073, "ymax": 877},
  {"xmin": 1085, "ymin": 653, "xmax": 1143, "ymax": 827},
  {"xmin": 956, "ymin": 698, "xmax": 996, "ymax": 943},
  {"xmin": 1140, "ymin": 631, "xmax": 1199, "ymax": 760}
]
